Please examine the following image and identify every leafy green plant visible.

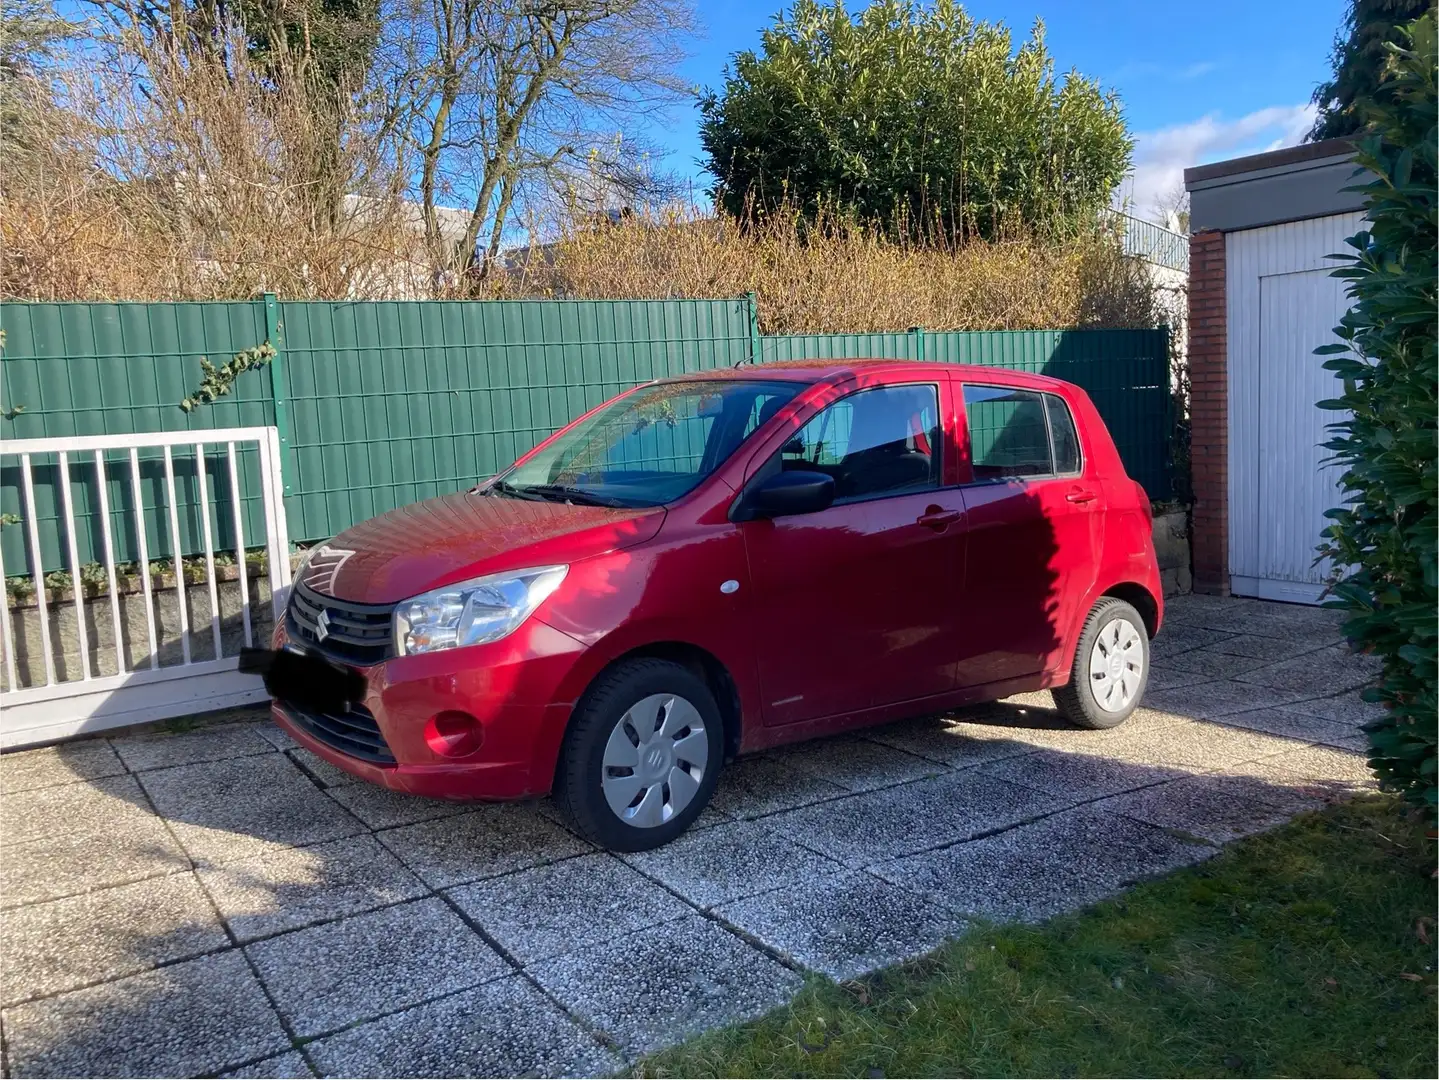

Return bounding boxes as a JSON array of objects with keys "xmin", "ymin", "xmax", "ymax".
[
  {"xmin": 179, "ymin": 341, "xmax": 276, "ymax": 412},
  {"xmin": 1316, "ymin": 11, "xmax": 1437, "ymax": 818}
]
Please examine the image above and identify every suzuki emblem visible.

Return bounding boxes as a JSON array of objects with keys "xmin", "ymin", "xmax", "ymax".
[{"xmin": 316, "ymin": 608, "xmax": 332, "ymax": 642}]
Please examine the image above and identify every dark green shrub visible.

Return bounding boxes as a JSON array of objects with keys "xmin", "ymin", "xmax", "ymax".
[{"xmin": 1316, "ymin": 12, "xmax": 1437, "ymax": 818}]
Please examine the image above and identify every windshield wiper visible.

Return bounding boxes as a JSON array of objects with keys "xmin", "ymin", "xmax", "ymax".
[
  {"xmin": 484, "ymin": 478, "xmax": 542, "ymax": 501},
  {"xmin": 512, "ymin": 483, "xmax": 631, "ymax": 508}
]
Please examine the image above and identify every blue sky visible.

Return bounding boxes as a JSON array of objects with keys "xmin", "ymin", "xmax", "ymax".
[{"xmin": 656, "ymin": 0, "xmax": 1348, "ymax": 219}]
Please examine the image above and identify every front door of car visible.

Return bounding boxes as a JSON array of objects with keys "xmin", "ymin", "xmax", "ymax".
[
  {"xmin": 954, "ymin": 385, "xmax": 1102, "ymax": 687},
  {"xmin": 739, "ymin": 381, "xmax": 967, "ymax": 725}
]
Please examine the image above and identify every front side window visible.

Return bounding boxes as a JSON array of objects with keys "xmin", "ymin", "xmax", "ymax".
[
  {"xmin": 781, "ymin": 384, "xmax": 941, "ymax": 501},
  {"xmin": 500, "ymin": 379, "xmax": 802, "ymax": 507},
  {"xmin": 963, "ymin": 385, "xmax": 1083, "ymax": 481}
]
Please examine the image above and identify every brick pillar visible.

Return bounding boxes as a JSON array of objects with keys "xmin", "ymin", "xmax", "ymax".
[{"xmin": 1188, "ymin": 229, "xmax": 1229, "ymax": 595}]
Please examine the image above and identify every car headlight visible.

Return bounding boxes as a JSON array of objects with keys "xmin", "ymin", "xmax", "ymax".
[{"xmin": 392, "ymin": 565, "xmax": 568, "ymax": 656}]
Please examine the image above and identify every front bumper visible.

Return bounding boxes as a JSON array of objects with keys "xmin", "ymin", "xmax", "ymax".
[{"xmin": 269, "ymin": 616, "xmax": 588, "ymax": 801}]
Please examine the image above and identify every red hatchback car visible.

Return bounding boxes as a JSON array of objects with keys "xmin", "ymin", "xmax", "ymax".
[{"xmin": 259, "ymin": 360, "xmax": 1162, "ymax": 850}]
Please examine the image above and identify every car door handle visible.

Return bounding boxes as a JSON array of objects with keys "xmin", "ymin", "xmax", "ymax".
[
  {"xmin": 1066, "ymin": 489, "xmax": 1098, "ymax": 504},
  {"xmin": 916, "ymin": 508, "xmax": 962, "ymax": 530}
]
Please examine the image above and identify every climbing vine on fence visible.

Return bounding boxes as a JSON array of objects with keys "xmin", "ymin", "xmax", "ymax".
[{"xmin": 179, "ymin": 342, "xmax": 276, "ymax": 412}]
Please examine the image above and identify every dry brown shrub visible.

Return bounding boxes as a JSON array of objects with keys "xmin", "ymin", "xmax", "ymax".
[{"xmin": 496, "ymin": 204, "xmax": 1166, "ymax": 334}]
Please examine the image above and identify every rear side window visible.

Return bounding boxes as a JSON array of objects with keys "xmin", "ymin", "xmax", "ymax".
[{"xmin": 962, "ymin": 385, "xmax": 1082, "ymax": 481}]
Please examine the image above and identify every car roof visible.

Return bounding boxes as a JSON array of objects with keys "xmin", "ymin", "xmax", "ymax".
[{"xmin": 663, "ymin": 358, "xmax": 1073, "ymax": 393}]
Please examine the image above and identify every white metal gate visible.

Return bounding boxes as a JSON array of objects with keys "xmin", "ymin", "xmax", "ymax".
[
  {"xmin": 1, "ymin": 427, "xmax": 291, "ymax": 748},
  {"xmin": 1226, "ymin": 212, "xmax": 1363, "ymax": 604}
]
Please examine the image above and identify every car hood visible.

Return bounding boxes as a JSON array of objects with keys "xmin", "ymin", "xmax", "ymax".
[{"xmin": 299, "ymin": 491, "xmax": 665, "ymax": 603}]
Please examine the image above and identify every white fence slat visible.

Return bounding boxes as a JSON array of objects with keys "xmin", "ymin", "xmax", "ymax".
[
  {"xmin": 0, "ymin": 530, "xmax": 18, "ymax": 692},
  {"xmin": 128, "ymin": 448, "xmax": 159, "ymax": 669},
  {"xmin": 162, "ymin": 446, "xmax": 191, "ymax": 665},
  {"xmin": 226, "ymin": 442, "xmax": 253, "ymax": 647},
  {"xmin": 56, "ymin": 451, "xmax": 92, "ymax": 681},
  {"xmin": 18, "ymin": 454, "xmax": 57, "ymax": 686},
  {"xmin": 193, "ymin": 443, "xmax": 223, "ymax": 659},
  {"xmin": 93, "ymin": 450, "xmax": 126, "ymax": 675}
]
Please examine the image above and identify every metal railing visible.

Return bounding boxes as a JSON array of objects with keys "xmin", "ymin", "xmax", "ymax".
[{"xmin": 1102, "ymin": 209, "xmax": 1190, "ymax": 273}]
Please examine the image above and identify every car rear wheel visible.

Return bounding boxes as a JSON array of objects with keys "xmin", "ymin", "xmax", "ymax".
[
  {"xmin": 1053, "ymin": 597, "xmax": 1150, "ymax": 730},
  {"xmin": 554, "ymin": 658, "xmax": 724, "ymax": 851}
]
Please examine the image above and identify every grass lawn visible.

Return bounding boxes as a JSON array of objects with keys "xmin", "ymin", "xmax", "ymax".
[{"xmin": 636, "ymin": 796, "xmax": 1436, "ymax": 1078}]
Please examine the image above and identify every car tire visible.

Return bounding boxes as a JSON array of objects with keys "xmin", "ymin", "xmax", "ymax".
[
  {"xmin": 1053, "ymin": 597, "xmax": 1151, "ymax": 730},
  {"xmin": 554, "ymin": 658, "xmax": 725, "ymax": 852}
]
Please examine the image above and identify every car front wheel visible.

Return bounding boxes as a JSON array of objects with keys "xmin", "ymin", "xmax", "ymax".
[
  {"xmin": 553, "ymin": 658, "xmax": 724, "ymax": 851},
  {"xmin": 1053, "ymin": 597, "xmax": 1150, "ymax": 729}
]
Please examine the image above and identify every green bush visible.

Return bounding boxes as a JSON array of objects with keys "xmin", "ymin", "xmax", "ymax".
[{"xmin": 1316, "ymin": 11, "xmax": 1437, "ymax": 818}]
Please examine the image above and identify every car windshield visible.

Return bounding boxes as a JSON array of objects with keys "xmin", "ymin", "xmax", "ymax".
[{"xmin": 494, "ymin": 379, "xmax": 804, "ymax": 507}]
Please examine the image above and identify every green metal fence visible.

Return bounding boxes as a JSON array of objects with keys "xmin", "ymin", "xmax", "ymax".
[
  {"xmin": 2, "ymin": 297, "xmax": 1169, "ymax": 576},
  {"xmin": 762, "ymin": 327, "xmax": 1172, "ymax": 498}
]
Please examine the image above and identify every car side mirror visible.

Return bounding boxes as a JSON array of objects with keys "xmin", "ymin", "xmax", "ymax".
[{"xmin": 747, "ymin": 470, "xmax": 835, "ymax": 518}]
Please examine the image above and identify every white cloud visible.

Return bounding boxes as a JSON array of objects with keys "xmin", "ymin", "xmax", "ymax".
[{"xmin": 1115, "ymin": 103, "xmax": 1319, "ymax": 220}]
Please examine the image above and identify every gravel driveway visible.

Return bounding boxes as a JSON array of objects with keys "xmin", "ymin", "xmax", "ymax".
[{"xmin": 0, "ymin": 595, "xmax": 1383, "ymax": 1078}]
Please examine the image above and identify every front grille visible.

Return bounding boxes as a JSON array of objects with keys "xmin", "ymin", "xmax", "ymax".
[
  {"xmin": 287, "ymin": 579, "xmax": 393, "ymax": 665},
  {"xmin": 282, "ymin": 701, "xmax": 395, "ymax": 765}
]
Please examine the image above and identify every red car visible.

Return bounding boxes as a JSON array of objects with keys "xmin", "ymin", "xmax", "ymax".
[{"xmin": 261, "ymin": 360, "xmax": 1162, "ymax": 851}]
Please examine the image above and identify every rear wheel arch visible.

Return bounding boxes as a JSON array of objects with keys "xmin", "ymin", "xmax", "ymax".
[{"xmin": 1101, "ymin": 582, "xmax": 1160, "ymax": 639}]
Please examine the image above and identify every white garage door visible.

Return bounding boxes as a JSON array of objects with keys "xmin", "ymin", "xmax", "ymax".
[{"xmin": 1227, "ymin": 212, "xmax": 1363, "ymax": 604}]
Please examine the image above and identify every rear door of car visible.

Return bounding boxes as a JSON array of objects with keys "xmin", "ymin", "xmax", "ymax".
[{"xmin": 952, "ymin": 382, "xmax": 1102, "ymax": 687}]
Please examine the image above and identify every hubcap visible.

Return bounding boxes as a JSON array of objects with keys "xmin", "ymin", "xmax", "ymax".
[
  {"xmin": 1088, "ymin": 617, "xmax": 1144, "ymax": 712},
  {"xmin": 600, "ymin": 693, "xmax": 708, "ymax": 828}
]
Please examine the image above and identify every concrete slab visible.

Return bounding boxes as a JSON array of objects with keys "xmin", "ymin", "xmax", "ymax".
[
  {"xmin": 0, "ymin": 950, "xmax": 290, "ymax": 1078},
  {"xmin": 761, "ymin": 771, "xmax": 1068, "ymax": 868},
  {"xmin": 448, "ymin": 852, "xmax": 691, "ymax": 965},
  {"xmin": 1146, "ymin": 667, "xmax": 1218, "ymax": 692},
  {"xmin": 1149, "ymin": 624, "xmax": 1237, "ymax": 661},
  {"xmin": 285, "ymin": 748, "xmax": 356, "ymax": 789},
  {"xmin": 1, "ymin": 816, "xmax": 191, "ymax": 910},
  {"xmin": 246, "ymin": 896, "xmax": 509, "ymax": 1038},
  {"xmin": 138, "ymin": 753, "xmax": 365, "ymax": 867},
  {"xmin": 0, "ymin": 873, "xmax": 228, "ymax": 1006},
  {"xmin": 979, "ymin": 749, "xmax": 1184, "ymax": 801},
  {"xmin": 715, "ymin": 870, "xmax": 967, "ymax": 981},
  {"xmin": 1142, "ymin": 679, "xmax": 1312, "ymax": 720},
  {"xmin": 1060, "ymin": 721, "xmax": 1296, "ymax": 772},
  {"xmin": 0, "ymin": 740, "xmax": 125, "ymax": 795},
  {"xmin": 530, "ymin": 914, "xmax": 803, "ymax": 1057},
  {"xmin": 1260, "ymin": 744, "xmax": 1378, "ymax": 792},
  {"xmin": 708, "ymin": 754, "xmax": 849, "ymax": 819},
  {"xmin": 874, "ymin": 806, "xmax": 1212, "ymax": 923},
  {"xmin": 219, "ymin": 1051, "xmax": 315, "ymax": 1078},
  {"xmin": 1235, "ymin": 644, "xmax": 1383, "ymax": 695},
  {"xmin": 110, "ymin": 722, "xmax": 277, "ymax": 772},
  {"xmin": 323, "ymin": 782, "xmax": 471, "ymax": 831},
  {"xmin": 1156, "ymin": 648, "xmax": 1272, "ymax": 680},
  {"xmin": 862, "ymin": 716, "xmax": 1039, "ymax": 769},
  {"xmin": 773, "ymin": 736, "xmax": 944, "ymax": 792},
  {"xmin": 377, "ymin": 805, "xmax": 592, "ymax": 889},
  {"xmin": 1101, "ymin": 769, "xmax": 1327, "ymax": 844},
  {"xmin": 623, "ymin": 819, "xmax": 844, "ymax": 909},
  {"xmin": 1277, "ymin": 690, "xmax": 1387, "ymax": 727},
  {"xmin": 253, "ymin": 723, "xmax": 299, "ymax": 752},
  {"xmin": 305, "ymin": 975, "xmax": 622, "ymax": 1079},
  {"xmin": 1200, "ymin": 634, "xmax": 1328, "ymax": 662},
  {"xmin": 197, "ymin": 834, "xmax": 427, "ymax": 943},
  {"xmin": 1217, "ymin": 708, "xmax": 1368, "ymax": 750},
  {"xmin": 1, "ymin": 773, "xmax": 157, "ymax": 848}
]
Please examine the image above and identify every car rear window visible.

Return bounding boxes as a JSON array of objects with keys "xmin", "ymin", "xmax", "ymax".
[{"xmin": 962, "ymin": 385, "xmax": 1082, "ymax": 481}]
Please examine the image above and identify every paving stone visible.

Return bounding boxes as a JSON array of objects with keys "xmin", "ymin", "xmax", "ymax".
[
  {"xmin": 715, "ymin": 870, "xmax": 966, "ymax": 981},
  {"xmin": 1260, "ymin": 744, "xmax": 1378, "ymax": 792},
  {"xmin": 220, "ymin": 1051, "xmax": 315, "ymax": 1078},
  {"xmin": 0, "ymin": 740, "xmax": 125, "ymax": 794},
  {"xmin": 1, "ymin": 814, "xmax": 191, "ymax": 909},
  {"xmin": 623, "ymin": 819, "xmax": 844, "ymax": 908},
  {"xmin": 377, "ymin": 804, "xmax": 591, "ymax": 889},
  {"xmin": 773, "ymin": 736, "xmax": 945, "ymax": 792},
  {"xmin": 1162, "ymin": 594, "xmax": 1270, "ymax": 628},
  {"xmin": 324, "ymin": 782, "xmax": 471, "ymax": 830},
  {"xmin": 1, "ymin": 773, "xmax": 157, "ymax": 848},
  {"xmin": 874, "ymin": 806, "xmax": 1212, "ymax": 923},
  {"xmin": 1235, "ymin": 644, "xmax": 1384, "ymax": 695},
  {"xmin": 306, "ymin": 975, "xmax": 621, "ymax": 1079},
  {"xmin": 948, "ymin": 706, "xmax": 1188, "ymax": 755},
  {"xmin": 530, "ymin": 914, "xmax": 803, "ymax": 1057},
  {"xmin": 1277, "ymin": 690, "xmax": 1387, "ymax": 727},
  {"xmin": 448, "ymin": 852, "xmax": 691, "ymax": 964},
  {"xmin": 979, "ymin": 749, "xmax": 1184, "ymax": 801},
  {"xmin": 1101, "ymin": 769, "xmax": 1328, "ymax": 844},
  {"xmin": 254, "ymin": 723, "xmax": 299, "ymax": 752},
  {"xmin": 0, "ymin": 873, "xmax": 229, "ymax": 1006},
  {"xmin": 285, "ymin": 748, "xmax": 357, "ymax": 789},
  {"xmin": 1145, "ymin": 667, "xmax": 1217, "ymax": 692},
  {"xmin": 1156, "ymin": 648, "xmax": 1272, "ymax": 680},
  {"xmin": 1058, "ymin": 721, "xmax": 1294, "ymax": 772},
  {"xmin": 1201, "ymin": 634, "xmax": 1328, "ymax": 662},
  {"xmin": 246, "ymin": 897, "xmax": 508, "ymax": 1038},
  {"xmin": 198, "ymin": 834, "xmax": 427, "ymax": 943},
  {"xmin": 139, "ymin": 753, "xmax": 364, "ymax": 867},
  {"xmin": 109, "ymin": 722, "xmax": 277, "ymax": 772},
  {"xmin": 0, "ymin": 950, "xmax": 289, "ymax": 1078},
  {"xmin": 708, "ymin": 754, "xmax": 849, "ymax": 819},
  {"xmin": 762, "ymin": 771, "xmax": 1068, "ymax": 868},
  {"xmin": 862, "ymin": 716, "xmax": 1039, "ymax": 769},
  {"xmin": 1142, "ymin": 679, "xmax": 1311, "ymax": 720},
  {"xmin": 1149, "ymin": 625, "xmax": 1237, "ymax": 662},
  {"xmin": 1217, "ymin": 708, "xmax": 1367, "ymax": 750}
]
